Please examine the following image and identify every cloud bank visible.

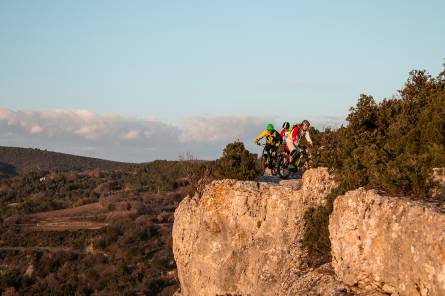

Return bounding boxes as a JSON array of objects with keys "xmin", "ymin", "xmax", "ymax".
[{"xmin": 0, "ymin": 108, "xmax": 345, "ymax": 162}]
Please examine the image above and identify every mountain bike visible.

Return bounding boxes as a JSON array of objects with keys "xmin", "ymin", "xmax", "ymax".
[
  {"xmin": 259, "ymin": 144, "xmax": 279, "ymax": 176},
  {"xmin": 276, "ymin": 145, "xmax": 309, "ymax": 179}
]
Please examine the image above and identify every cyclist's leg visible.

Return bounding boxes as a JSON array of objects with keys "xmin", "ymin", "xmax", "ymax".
[
  {"xmin": 270, "ymin": 145, "xmax": 279, "ymax": 164},
  {"xmin": 264, "ymin": 144, "xmax": 272, "ymax": 165},
  {"xmin": 286, "ymin": 138, "xmax": 295, "ymax": 159},
  {"xmin": 293, "ymin": 146, "xmax": 303, "ymax": 166}
]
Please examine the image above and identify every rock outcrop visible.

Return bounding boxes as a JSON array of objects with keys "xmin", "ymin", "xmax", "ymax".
[
  {"xmin": 173, "ymin": 168, "xmax": 347, "ymax": 296},
  {"xmin": 330, "ymin": 189, "xmax": 445, "ymax": 296},
  {"xmin": 173, "ymin": 168, "xmax": 445, "ymax": 296}
]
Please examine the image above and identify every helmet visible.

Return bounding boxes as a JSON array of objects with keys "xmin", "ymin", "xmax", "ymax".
[
  {"xmin": 266, "ymin": 123, "xmax": 274, "ymax": 131},
  {"xmin": 282, "ymin": 121, "xmax": 290, "ymax": 129},
  {"xmin": 301, "ymin": 120, "xmax": 310, "ymax": 126}
]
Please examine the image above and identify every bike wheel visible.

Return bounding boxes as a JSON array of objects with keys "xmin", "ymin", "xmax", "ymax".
[
  {"xmin": 269, "ymin": 150, "xmax": 277, "ymax": 176},
  {"xmin": 277, "ymin": 154, "xmax": 290, "ymax": 179}
]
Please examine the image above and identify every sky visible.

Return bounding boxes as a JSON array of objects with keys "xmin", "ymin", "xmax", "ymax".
[{"xmin": 0, "ymin": 0, "xmax": 444, "ymax": 162}]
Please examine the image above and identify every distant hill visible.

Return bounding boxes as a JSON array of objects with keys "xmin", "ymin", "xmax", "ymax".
[{"xmin": 0, "ymin": 146, "xmax": 126, "ymax": 175}]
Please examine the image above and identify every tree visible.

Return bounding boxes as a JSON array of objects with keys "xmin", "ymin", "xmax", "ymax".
[
  {"xmin": 312, "ymin": 63, "xmax": 445, "ymax": 199},
  {"xmin": 216, "ymin": 141, "xmax": 259, "ymax": 181}
]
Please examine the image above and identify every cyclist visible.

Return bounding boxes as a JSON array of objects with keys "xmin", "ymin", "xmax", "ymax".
[
  {"xmin": 255, "ymin": 123, "xmax": 282, "ymax": 167},
  {"xmin": 279, "ymin": 121, "xmax": 291, "ymax": 154},
  {"xmin": 279, "ymin": 121, "xmax": 291, "ymax": 142},
  {"xmin": 287, "ymin": 120, "xmax": 313, "ymax": 168}
]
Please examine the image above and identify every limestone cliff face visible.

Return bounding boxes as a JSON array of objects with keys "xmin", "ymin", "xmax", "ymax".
[
  {"xmin": 330, "ymin": 189, "xmax": 445, "ymax": 296},
  {"xmin": 172, "ymin": 168, "xmax": 346, "ymax": 296},
  {"xmin": 173, "ymin": 169, "xmax": 445, "ymax": 296}
]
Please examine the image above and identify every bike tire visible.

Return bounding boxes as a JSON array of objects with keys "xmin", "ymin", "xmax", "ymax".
[{"xmin": 277, "ymin": 153, "xmax": 290, "ymax": 179}]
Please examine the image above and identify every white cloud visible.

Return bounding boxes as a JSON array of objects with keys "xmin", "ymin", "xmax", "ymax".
[
  {"xmin": 179, "ymin": 115, "xmax": 274, "ymax": 143},
  {"xmin": 30, "ymin": 125, "xmax": 43, "ymax": 134},
  {"xmin": 0, "ymin": 108, "xmax": 345, "ymax": 162},
  {"xmin": 309, "ymin": 116, "xmax": 347, "ymax": 130},
  {"xmin": 121, "ymin": 130, "xmax": 140, "ymax": 140}
]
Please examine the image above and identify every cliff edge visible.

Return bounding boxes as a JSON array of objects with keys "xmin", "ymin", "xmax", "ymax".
[
  {"xmin": 173, "ymin": 168, "xmax": 347, "ymax": 296},
  {"xmin": 173, "ymin": 168, "xmax": 445, "ymax": 295}
]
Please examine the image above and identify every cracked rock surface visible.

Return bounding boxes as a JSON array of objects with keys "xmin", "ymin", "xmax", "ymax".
[{"xmin": 330, "ymin": 189, "xmax": 445, "ymax": 296}]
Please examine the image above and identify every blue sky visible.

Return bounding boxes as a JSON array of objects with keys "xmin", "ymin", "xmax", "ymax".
[{"xmin": 0, "ymin": 1, "xmax": 444, "ymax": 161}]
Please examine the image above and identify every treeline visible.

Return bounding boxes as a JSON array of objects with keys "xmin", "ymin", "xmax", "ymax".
[
  {"xmin": 312, "ymin": 66, "xmax": 445, "ymax": 199},
  {"xmin": 0, "ymin": 160, "xmax": 192, "ymax": 216}
]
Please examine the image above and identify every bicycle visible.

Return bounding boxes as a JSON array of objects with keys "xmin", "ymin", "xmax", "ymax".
[
  {"xmin": 276, "ymin": 145, "xmax": 310, "ymax": 179},
  {"xmin": 258, "ymin": 143, "xmax": 280, "ymax": 176}
]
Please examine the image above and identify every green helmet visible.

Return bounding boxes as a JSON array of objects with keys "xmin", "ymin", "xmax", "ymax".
[{"xmin": 266, "ymin": 123, "xmax": 274, "ymax": 131}]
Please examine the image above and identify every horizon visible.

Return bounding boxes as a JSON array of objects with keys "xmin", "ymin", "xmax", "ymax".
[{"xmin": 1, "ymin": 1, "xmax": 444, "ymax": 161}]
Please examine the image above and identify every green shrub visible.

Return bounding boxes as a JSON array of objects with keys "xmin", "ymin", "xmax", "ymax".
[
  {"xmin": 312, "ymin": 66, "xmax": 445, "ymax": 199},
  {"xmin": 216, "ymin": 141, "xmax": 259, "ymax": 181},
  {"xmin": 304, "ymin": 64, "xmax": 445, "ymax": 267}
]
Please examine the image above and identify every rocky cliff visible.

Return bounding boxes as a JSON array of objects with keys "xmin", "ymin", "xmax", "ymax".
[
  {"xmin": 173, "ymin": 168, "xmax": 347, "ymax": 296},
  {"xmin": 173, "ymin": 168, "xmax": 445, "ymax": 296},
  {"xmin": 330, "ymin": 189, "xmax": 445, "ymax": 296}
]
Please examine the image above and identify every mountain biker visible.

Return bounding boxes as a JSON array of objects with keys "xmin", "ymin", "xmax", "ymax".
[
  {"xmin": 287, "ymin": 120, "xmax": 313, "ymax": 167},
  {"xmin": 255, "ymin": 123, "xmax": 282, "ymax": 166},
  {"xmin": 280, "ymin": 121, "xmax": 291, "ymax": 142},
  {"xmin": 279, "ymin": 121, "xmax": 291, "ymax": 153}
]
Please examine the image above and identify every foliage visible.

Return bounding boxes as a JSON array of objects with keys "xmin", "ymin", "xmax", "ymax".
[
  {"xmin": 182, "ymin": 141, "xmax": 259, "ymax": 196},
  {"xmin": 0, "ymin": 161, "xmax": 191, "ymax": 295},
  {"xmin": 303, "ymin": 64, "xmax": 445, "ymax": 268},
  {"xmin": 312, "ymin": 67, "xmax": 445, "ymax": 199},
  {"xmin": 215, "ymin": 141, "xmax": 259, "ymax": 181},
  {"xmin": 0, "ymin": 149, "xmax": 259, "ymax": 294}
]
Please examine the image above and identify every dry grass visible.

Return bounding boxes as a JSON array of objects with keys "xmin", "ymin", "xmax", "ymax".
[
  {"xmin": 30, "ymin": 202, "xmax": 104, "ymax": 219},
  {"xmin": 24, "ymin": 202, "xmax": 130, "ymax": 231},
  {"xmin": 32, "ymin": 221, "xmax": 109, "ymax": 231}
]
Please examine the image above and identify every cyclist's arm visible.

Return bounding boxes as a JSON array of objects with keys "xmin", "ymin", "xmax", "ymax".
[
  {"xmin": 256, "ymin": 130, "xmax": 268, "ymax": 142},
  {"xmin": 305, "ymin": 131, "xmax": 313, "ymax": 146}
]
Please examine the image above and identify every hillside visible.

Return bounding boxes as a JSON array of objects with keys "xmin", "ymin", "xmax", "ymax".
[
  {"xmin": 0, "ymin": 146, "xmax": 125, "ymax": 175},
  {"xmin": 0, "ymin": 160, "xmax": 198, "ymax": 295}
]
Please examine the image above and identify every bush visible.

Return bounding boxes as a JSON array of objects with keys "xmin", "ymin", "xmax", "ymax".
[
  {"xmin": 216, "ymin": 141, "xmax": 259, "ymax": 181},
  {"xmin": 304, "ymin": 64, "xmax": 445, "ymax": 267},
  {"xmin": 312, "ymin": 66, "xmax": 445, "ymax": 199}
]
